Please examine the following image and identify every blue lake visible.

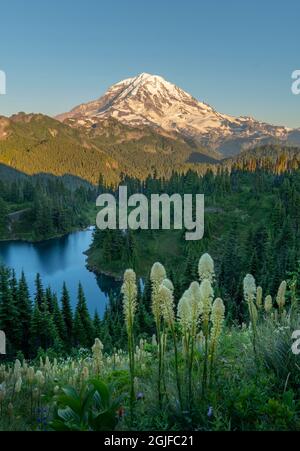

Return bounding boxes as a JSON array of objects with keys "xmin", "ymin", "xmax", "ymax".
[{"xmin": 0, "ymin": 229, "xmax": 121, "ymax": 317}]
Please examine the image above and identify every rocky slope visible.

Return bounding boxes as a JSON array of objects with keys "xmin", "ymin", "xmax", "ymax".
[{"xmin": 57, "ymin": 73, "xmax": 300, "ymax": 156}]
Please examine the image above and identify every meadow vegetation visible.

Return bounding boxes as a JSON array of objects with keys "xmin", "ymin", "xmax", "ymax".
[{"xmin": 0, "ymin": 254, "xmax": 299, "ymax": 431}]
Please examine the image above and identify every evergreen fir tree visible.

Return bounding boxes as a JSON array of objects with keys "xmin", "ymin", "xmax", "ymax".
[
  {"xmin": 0, "ymin": 267, "xmax": 20, "ymax": 354},
  {"xmin": 93, "ymin": 310, "xmax": 102, "ymax": 340},
  {"xmin": 73, "ymin": 283, "xmax": 94, "ymax": 348},
  {"xmin": 34, "ymin": 273, "xmax": 44, "ymax": 308},
  {"xmin": 52, "ymin": 293, "xmax": 67, "ymax": 345},
  {"xmin": 61, "ymin": 282, "xmax": 73, "ymax": 348},
  {"xmin": 17, "ymin": 271, "xmax": 32, "ymax": 356}
]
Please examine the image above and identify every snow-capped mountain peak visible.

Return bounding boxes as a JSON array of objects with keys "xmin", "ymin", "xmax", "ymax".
[{"xmin": 56, "ymin": 73, "xmax": 294, "ymax": 156}]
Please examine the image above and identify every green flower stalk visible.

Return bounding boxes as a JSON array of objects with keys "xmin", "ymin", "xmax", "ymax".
[
  {"xmin": 150, "ymin": 262, "xmax": 166, "ymax": 407},
  {"xmin": 200, "ymin": 279, "xmax": 213, "ymax": 336},
  {"xmin": 209, "ymin": 298, "xmax": 225, "ymax": 384},
  {"xmin": 189, "ymin": 282, "xmax": 203, "ymax": 324},
  {"xmin": 198, "ymin": 253, "xmax": 215, "ymax": 283},
  {"xmin": 256, "ymin": 286, "xmax": 263, "ymax": 311},
  {"xmin": 177, "ymin": 292, "xmax": 193, "ymax": 354},
  {"xmin": 244, "ymin": 274, "xmax": 258, "ymax": 354},
  {"xmin": 151, "ymin": 263, "xmax": 167, "ymax": 331},
  {"xmin": 186, "ymin": 281, "xmax": 202, "ymax": 405},
  {"xmin": 92, "ymin": 338, "xmax": 104, "ymax": 375},
  {"xmin": 276, "ymin": 281, "xmax": 287, "ymax": 318},
  {"xmin": 160, "ymin": 284, "xmax": 182, "ymax": 409},
  {"xmin": 200, "ymin": 279, "xmax": 214, "ymax": 395},
  {"xmin": 159, "ymin": 284, "xmax": 174, "ymax": 398},
  {"xmin": 122, "ymin": 269, "xmax": 138, "ymax": 422},
  {"xmin": 160, "ymin": 285, "xmax": 175, "ymax": 327},
  {"xmin": 264, "ymin": 295, "xmax": 273, "ymax": 315}
]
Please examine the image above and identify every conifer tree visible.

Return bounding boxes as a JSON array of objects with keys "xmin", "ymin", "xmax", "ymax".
[
  {"xmin": 18, "ymin": 271, "xmax": 32, "ymax": 356},
  {"xmin": 34, "ymin": 273, "xmax": 44, "ymax": 308},
  {"xmin": 52, "ymin": 293, "xmax": 67, "ymax": 345},
  {"xmin": 38, "ymin": 300, "xmax": 59, "ymax": 350},
  {"xmin": 73, "ymin": 283, "xmax": 93, "ymax": 348},
  {"xmin": 30, "ymin": 302, "xmax": 42, "ymax": 355},
  {"xmin": 93, "ymin": 310, "xmax": 102, "ymax": 340},
  {"xmin": 61, "ymin": 282, "xmax": 73, "ymax": 348},
  {"xmin": 0, "ymin": 267, "xmax": 20, "ymax": 354},
  {"xmin": 45, "ymin": 287, "xmax": 54, "ymax": 314}
]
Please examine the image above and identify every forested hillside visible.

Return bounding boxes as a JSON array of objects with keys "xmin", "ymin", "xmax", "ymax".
[
  {"xmin": 89, "ymin": 168, "xmax": 300, "ymax": 322},
  {"xmin": 0, "ymin": 177, "xmax": 96, "ymax": 241},
  {"xmin": 1, "ymin": 112, "xmax": 300, "ymax": 186}
]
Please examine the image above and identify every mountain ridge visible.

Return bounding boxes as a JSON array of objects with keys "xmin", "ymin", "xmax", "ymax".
[
  {"xmin": 56, "ymin": 73, "xmax": 300, "ymax": 156},
  {"xmin": 1, "ymin": 74, "xmax": 300, "ymax": 185}
]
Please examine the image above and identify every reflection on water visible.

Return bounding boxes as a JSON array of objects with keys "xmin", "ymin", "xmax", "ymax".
[{"xmin": 0, "ymin": 230, "xmax": 120, "ymax": 317}]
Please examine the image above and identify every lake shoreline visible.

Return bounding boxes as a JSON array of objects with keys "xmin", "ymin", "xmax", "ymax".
[
  {"xmin": 85, "ymin": 261, "xmax": 123, "ymax": 281},
  {"xmin": 0, "ymin": 225, "xmax": 95, "ymax": 245},
  {"xmin": 0, "ymin": 228, "xmax": 115, "ymax": 316}
]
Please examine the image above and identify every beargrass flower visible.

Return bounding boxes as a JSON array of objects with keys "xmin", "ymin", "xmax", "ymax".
[
  {"xmin": 162, "ymin": 278, "xmax": 174, "ymax": 293},
  {"xmin": 264, "ymin": 295, "xmax": 273, "ymax": 313},
  {"xmin": 160, "ymin": 285, "xmax": 175, "ymax": 326},
  {"xmin": 92, "ymin": 338, "xmax": 104, "ymax": 373},
  {"xmin": 200, "ymin": 279, "xmax": 214, "ymax": 326},
  {"xmin": 243, "ymin": 274, "xmax": 259, "ymax": 355},
  {"xmin": 243, "ymin": 274, "xmax": 256, "ymax": 304},
  {"xmin": 122, "ymin": 269, "xmax": 138, "ymax": 424},
  {"xmin": 151, "ymin": 262, "xmax": 167, "ymax": 321},
  {"xmin": 210, "ymin": 298, "xmax": 225, "ymax": 345},
  {"xmin": 188, "ymin": 281, "xmax": 203, "ymax": 325},
  {"xmin": 177, "ymin": 293, "xmax": 193, "ymax": 332},
  {"xmin": 151, "ymin": 262, "xmax": 167, "ymax": 284},
  {"xmin": 276, "ymin": 281, "xmax": 287, "ymax": 310},
  {"xmin": 35, "ymin": 370, "xmax": 45, "ymax": 387},
  {"xmin": 122, "ymin": 269, "xmax": 138, "ymax": 331},
  {"xmin": 209, "ymin": 298, "xmax": 225, "ymax": 385},
  {"xmin": 256, "ymin": 286, "xmax": 263, "ymax": 310},
  {"xmin": 198, "ymin": 253, "xmax": 215, "ymax": 283},
  {"xmin": 15, "ymin": 376, "xmax": 22, "ymax": 394}
]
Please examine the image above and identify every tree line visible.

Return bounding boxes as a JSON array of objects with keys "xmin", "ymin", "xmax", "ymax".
[
  {"xmin": 0, "ymin": 267, "xmax": 103, "ymax": 358},
  {"xmin": 0, "ymin": 177, "xmax": 96, "ymax": 240}
]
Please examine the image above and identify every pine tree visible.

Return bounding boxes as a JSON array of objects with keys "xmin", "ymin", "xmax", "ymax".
[
  {"xmin": 45, "ymin": 287, "xmax": 54, "ymax": 314},
  {"xmin": 93, "ymin": 311, "xmax": 102, "ymax": 340},
  {"xmin": 38, "ymin": 300, "xmax": 59, "ymax": 350},
  {"xmin": 73, "ymin": 283, "xmax": 94, "ymax": 348},
  {"xmin": 34, "ymin": 273, "xmax": 44, "ymax": 308},
  {"xmin": 18, "ymin": 271, "xmax": 32, "ymax": 356},
  {"xmin": 0, "ymin": 267, "xmax": 20, "ymax": 354},
  {"xmin": 61, "ymin": 282, "xmax": 73, "ymax": 348},
  {"xmin": 30, "ymin": 303, "xmax": 42, "ymax": 354},
  {"xmin": 52, "ymin": 293, "xmax": 67, "ymax": 345}
]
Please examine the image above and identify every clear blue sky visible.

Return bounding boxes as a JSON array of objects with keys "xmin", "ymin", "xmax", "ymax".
[{"xmin": 0, "ymin": 0, "xmax": 299, "ymax": 127}]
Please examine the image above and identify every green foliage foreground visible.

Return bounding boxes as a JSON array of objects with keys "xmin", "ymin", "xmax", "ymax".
[{"xmin": 0, "ymin": 254, "xmax": 300, "ymax": 431}]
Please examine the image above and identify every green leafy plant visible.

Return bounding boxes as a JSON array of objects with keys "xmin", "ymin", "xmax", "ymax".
[{"xmin": 50, "ymin": 379, "xmax": 121, "ymax": 431}]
